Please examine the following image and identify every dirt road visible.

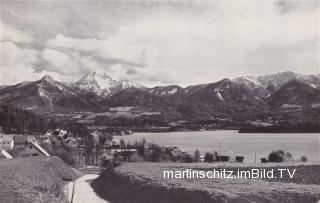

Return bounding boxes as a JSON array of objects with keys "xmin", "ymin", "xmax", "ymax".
[{"xmin": 68, "ymin": 174, "xmax": 109, "ymax": 203}]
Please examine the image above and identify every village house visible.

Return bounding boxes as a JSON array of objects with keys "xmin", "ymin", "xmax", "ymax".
[
  {"xmin": 109, "ymin": 107, "xmax": 134, "ymax": 113},
  {"xmin": 109, "ymin": 148, "xmax": 138, "ymax": 162},
  {"xmin": 13, "ymin": 135, "xmax": 36, "ymax": 149},
  {"xmin": 16, "ymin": 141, "xmax": 50, "ymax": 157},
  {"xmin": 0, "ymin": 134, "xmax": 14, "ymax": 150}
]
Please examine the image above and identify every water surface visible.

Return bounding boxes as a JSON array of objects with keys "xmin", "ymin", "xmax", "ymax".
[{"xmin": 115, "ymin": 131, "xmax": 320, "ymax": 163}]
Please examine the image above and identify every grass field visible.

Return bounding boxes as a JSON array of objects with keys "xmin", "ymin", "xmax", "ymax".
[
  {"xmin": 0, "ymin": 156, "xmax": 81, "ymax": 203},
  {"xmin": 92, "ymin": 162, "xmax": 320, "ymax": 203}
]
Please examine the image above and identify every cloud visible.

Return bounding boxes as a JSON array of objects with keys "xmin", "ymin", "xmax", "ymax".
[
  {"xmin": 38, "ymin": 49, "xmax": 101, "ymax": 78},
  {"xmin": 0, "ymin": 41, "xmax": 40, "ymax": 84},
  {"xmin": 0, "ymin": 22, "xmax": 33, "ymax": 43},
  {"xmin": 275, "ymin": 0, "xmax": 319, "ymax": 14},
  {"xmin": 91, "ymin": 55, "xmax": 146, "ymax": 68},
  {"xmin": 106, "ymin": 64, "xmax": 180, "ymax": 86},
  {"xmin": 247, "ymin": 36, "xmax": 320, "ymax": 75},
  {"xmin": 41, "ymin": 48, "xmax": 70, "ymax": 67},
  {"xmin": 126, "ymin": 68, "xmax": 138, "ymax": 75},
  {"xmin": 0, "ymin": 1, "xmax": 319, "ymax": 86},
  {"xmin": 47, "ymin": 34, "xmax": 146, "ymax": 67}
]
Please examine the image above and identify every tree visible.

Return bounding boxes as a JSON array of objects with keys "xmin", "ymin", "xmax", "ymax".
[
  {"xmin": 99, "ymin": 135, "xmax": 107, "ymax": 146},
  {"xmin": 193, "ymin": 149, "xmax": 201, "ymax": 162},
  {"xmin": 84, "ymin": 134, "xmax": 94, "ymax": 165},
  {"xmin": 213, "ymin": 150, "xmax": 219, "ymax": 161},
  {"xmin": 135, "ymin": 139, "xmax": 146, "ymax": 159},
  {"xmin": 148, "ymin": 144, "xmax": 162, "ymax": 162},
  {"xmin": 204, "ymin": 152, "xmax": 213, "ymax": 162},
  {"xmin": 181, "ymin": 153, "xmax": 193, "ymax": 163},
  {"xmin": 120, "ymin": 138, "xmax": 125, "ymax": 148}
]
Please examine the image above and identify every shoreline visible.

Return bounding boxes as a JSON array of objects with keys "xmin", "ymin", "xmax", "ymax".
[{"xmin": 121, "ymin": 129, "xmax": 320, "ymax": 134}]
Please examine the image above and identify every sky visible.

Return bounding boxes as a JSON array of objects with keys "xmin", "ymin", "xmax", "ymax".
[{"xmin": 0, "ymin": 0, "xmax": 319, "ymax": 87}]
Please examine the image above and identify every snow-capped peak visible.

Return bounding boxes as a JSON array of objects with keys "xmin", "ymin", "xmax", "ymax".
[
  {"xmin": 233, "ymin": 76, "xmax": 262, "ymax": 87},
  {"xmin": 73, "ymin": 71, "xmax": 143, "ymax": 96},
  {"xmin": 116, "ymin": 80, "xmax": 144, "ymax": 89},
  {"xmin": 41, "ymin": 75, "xmax": 55, "ymax": 83},
  {"xmin": 73, "ymin": 71, "xmax": 116, "ymax": 95},
  {"xmin": 39, "ymin": 74, "xmax": 69, "ymax": 92}
]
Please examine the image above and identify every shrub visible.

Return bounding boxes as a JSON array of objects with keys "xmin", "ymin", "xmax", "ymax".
[
  {"xmin": 268, "ymin": 150, "xmax": 285, "ymax": 162},
  {"xmin": 180, "ymin": 153, "xmax": 193, "ymax": 163},
  {"xmin": 284, "ymin": 152, "xmax": 293, "ymax": 162},
  {"xmin": 300, "ymin": 156, "xmax": 308, "ymax": 162}
]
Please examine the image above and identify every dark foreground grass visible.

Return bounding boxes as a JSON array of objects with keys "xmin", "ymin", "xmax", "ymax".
[
  {"xmin": 92, "ymin": 162, "xmax": 320, "ymax": 203},
  {"xmin": 197, "ymin": 165, "xmax": 320, "ymax": 185},
  {"xmin": 92, "ymin": 169, "xmax": 227, "ymax": 203},
  {"xmin": 0, "ymin": 156, "xmax": 81, "ymax": 203}
]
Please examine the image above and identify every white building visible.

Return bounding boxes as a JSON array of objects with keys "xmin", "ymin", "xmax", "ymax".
[
  {"xmin": 110, "ymin": 107, "xmax": 134, "ymax": 113},
  {"xmin": 0, "ymin": 134, "xmax": 14, "ymax": 150}
]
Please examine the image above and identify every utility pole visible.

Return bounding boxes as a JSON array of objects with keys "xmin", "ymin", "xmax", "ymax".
[{"xmin": 218, "ymin": 142, "xmax": 221, "ymax": 162}]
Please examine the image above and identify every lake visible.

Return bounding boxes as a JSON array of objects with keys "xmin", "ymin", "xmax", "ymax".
[{"xmin": 114, "ymin": 131, "xmax": 320, "ymax": 163}]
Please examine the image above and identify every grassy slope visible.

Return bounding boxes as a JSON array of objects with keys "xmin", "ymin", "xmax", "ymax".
[
  {"xmin": 0, "ymin": 156, "xmax": 81, "ymax": 203},
  {"xmin": 92, "ymin": 162, "xmax": 320, "ymax": 203}
]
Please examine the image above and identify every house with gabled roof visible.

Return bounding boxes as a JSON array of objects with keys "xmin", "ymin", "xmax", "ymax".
[
  {"xmin": 17, "ymin": 140, "xmax": 50, "ymax": 157},
  {"xmin": 13, "ymin": 135, "xmax": 36, "ymax": 148}
]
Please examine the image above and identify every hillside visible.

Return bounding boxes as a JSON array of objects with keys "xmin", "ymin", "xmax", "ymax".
[
  {"xmin": 0, "ymin": 157, "xmax": 81, "ymax": 203},
  {"xmin": 266, "ymin": 79, "xmax": 320, "ymax": 108},
  {"xmin": 0, "ymin": 75, "xmax": 78, "ymax": 112}
]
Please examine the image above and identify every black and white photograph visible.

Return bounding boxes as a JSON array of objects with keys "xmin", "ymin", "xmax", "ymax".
[{"xmin": 0, "ymin": 0, "xmax": 319, "ymax": 202}]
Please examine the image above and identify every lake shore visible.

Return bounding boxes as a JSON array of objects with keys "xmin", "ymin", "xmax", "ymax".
[{"xmin": 114, "ymin": 131, "xmax": 320, "ymax": 163}]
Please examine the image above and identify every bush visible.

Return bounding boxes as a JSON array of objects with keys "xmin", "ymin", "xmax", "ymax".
[
  {"xmin": 284, "ymin": 152, "xmax": 293, "ymax": 161},
  {"xmin": 300, "ymin": 156, "xmax": 308, "ymax": 162},
  {"xmin": 180, "ymin": 153, "xmax": 193, "ymax": 163},
  {"xmin": 268, "ymin": 150, "xmax": 285, "ymax": 162}
]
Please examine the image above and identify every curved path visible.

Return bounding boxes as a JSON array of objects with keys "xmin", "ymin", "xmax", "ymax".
[{"xmin": 68, "ymin": 174, "xmax": 109, "ymax": 203}]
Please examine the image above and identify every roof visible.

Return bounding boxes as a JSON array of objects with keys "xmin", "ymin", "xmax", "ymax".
[
  {"xmin": 0, "ymin": 150, "xmax": 13, "ymax": 159},
  {"xmin": 110, "ymin": 107, "xmax": 134, "ymax": 112},
  {"xmin": 0, "ymin": 134, "xmax": 14, "ymax": 142},
  {"xmin": 13, "ymin": 135, "xmax": 36, "ymax": 144},
  {"xmin": 13, "ymin": 135, "xmax": 27, "ymax": 143},
  {"xmin": 29, "ymin": 141, "xmax": 50, "ymax": 157},
  {"xmin": 112, "ymin": 149, "xmax": 137, "ymax": 152}
]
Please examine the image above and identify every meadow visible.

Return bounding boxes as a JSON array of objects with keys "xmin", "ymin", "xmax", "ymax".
[
  {"xmin": 0, "ymin": 157, "xmax": 81, "ymax": 203},
  {"xmin": 92, "ymin": 162, "xmax": 320, "ymax": 203}
]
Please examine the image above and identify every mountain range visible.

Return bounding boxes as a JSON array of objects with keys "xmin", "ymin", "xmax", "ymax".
[{"xmin": 0, "ymin": 71, "xmax": 319, "ymax": 118}]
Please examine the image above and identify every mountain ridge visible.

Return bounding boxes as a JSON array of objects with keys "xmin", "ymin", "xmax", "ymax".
[{"xmin": 0, "ymin": 71, "xmax": 319, "ymax": 117}]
